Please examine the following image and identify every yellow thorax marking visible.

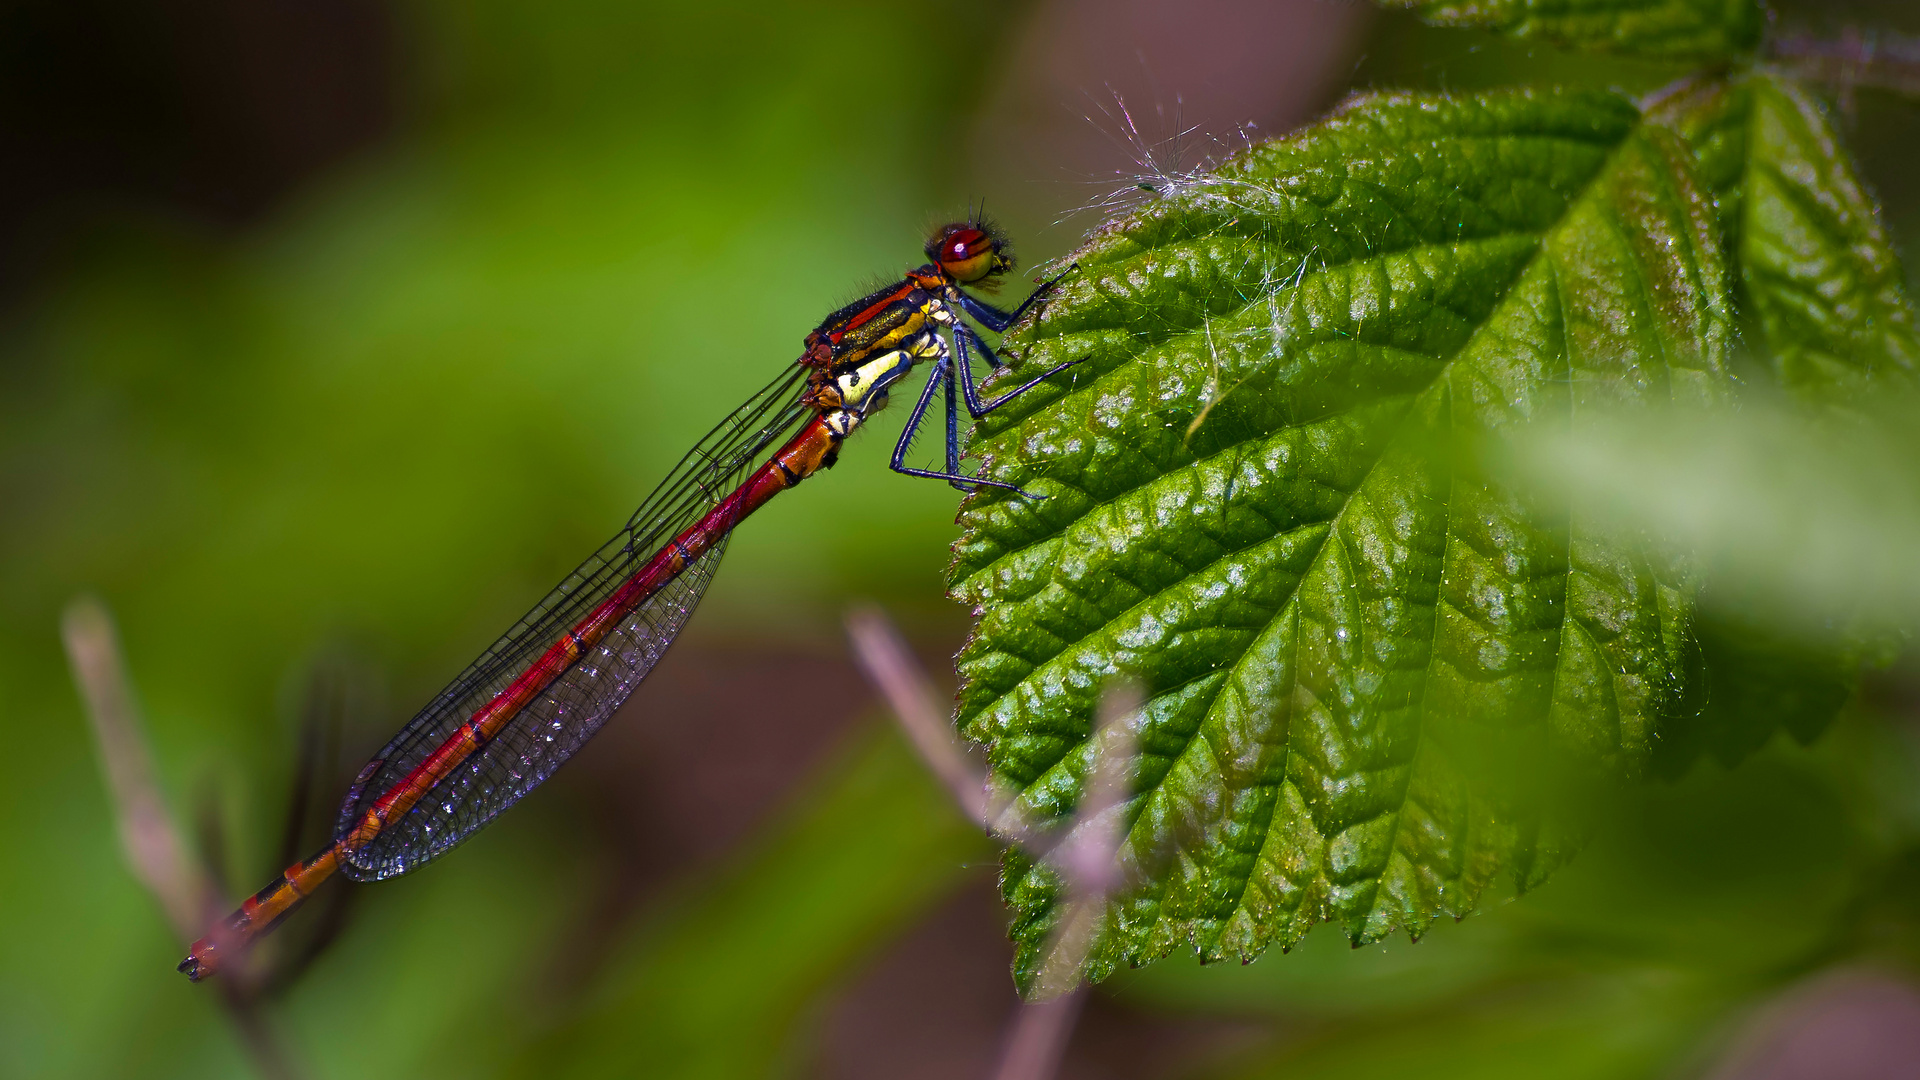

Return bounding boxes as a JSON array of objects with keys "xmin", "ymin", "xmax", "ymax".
[{"xmin": 836, "ymin": 349, "xmax": 913, "ymax": 413}]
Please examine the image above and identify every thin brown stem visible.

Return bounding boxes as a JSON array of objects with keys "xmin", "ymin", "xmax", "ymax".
[
  {"xmin": 1027, "ymin": 682, "xmax": 1141, "ymax": 1000},
  {"xmin": 991, "ymin": 682, "xmax": 1141, "ymax": 1080},
  {"xmin": 62, "ymin": 596, "xmax": 307, "ymax": 1080},
  {"xmin": 844, "ymin": 605, "xmax": 1144, "ymax": 1080},
  {"xmin": 845, "ymin": 604, "xmax": 991, "ymax": 828},
  {"xmin": 62, "ymin": 597, "xmax": 217, "ymax": 942},
  {"xmin": 991, "ymin": 995, "xmax": 1087, "ymax": 1080},
  {"xmin": 218, "ymin": 986, "xmax": 307, "ymax": 1080}
]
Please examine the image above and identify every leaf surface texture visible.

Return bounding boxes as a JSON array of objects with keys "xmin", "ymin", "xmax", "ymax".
[{"xmin": 950, "ymin": 88, "xmax": 1735, "ymax": 989}]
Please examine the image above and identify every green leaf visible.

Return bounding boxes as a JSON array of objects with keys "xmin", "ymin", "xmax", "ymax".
[
  {"xmin": 1739, "ymin": 76, "xmax": 1918, "ymax": 401},
  {"xmin": 1645, "ymin": 73, "xmax": 1920, "ymax": 770},
  {"xmin": 1653, "ymin": 73, "xmax": 1920, "ymax": 406},
  {"xmin": 1377, "ymin": 0, "xmax": 1762, "ymax": 62},
  {"xmin": 951, "ymin": 87, "xmax": 1734, "ymax": 993}
]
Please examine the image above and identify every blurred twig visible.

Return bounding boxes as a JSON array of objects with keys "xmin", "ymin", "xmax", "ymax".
[
  {"xmin": 62, "ymin": 597, "xmax": 217, "ymax": 942},
  {"xmin": 1026, "ymin": 682, "xmax": 1139, "ymax": 1000},
  {"xmin": 1772, "ymin": 29, "xmax": 1920, "ymax": 103},
  {"xmin": 845, "ymin": 604, "xmax": 1142, "ymax": 1080},
  {"xmin": 62, "ymin": 596, "xmax": 307, "ymax": 1080},
  {"xmin": 993, "ymin": 996, "xmax": 1087, "ymax": 1080},
  {"xmin": 843, "ymin": 604, "xmax": 1054, "ymax": 845},
  {"xmin": 991, "ymin": 682, "xmax": 1140, "ymax": 1080},
  {"xmin": 845, "ymin": 605, "xmax": 991, "ymax": 828}
]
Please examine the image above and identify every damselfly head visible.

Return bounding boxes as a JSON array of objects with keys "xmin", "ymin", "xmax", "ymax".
[{"xmin": 926, "ymin": 221, "xmax": 1013, "ymax": 285}]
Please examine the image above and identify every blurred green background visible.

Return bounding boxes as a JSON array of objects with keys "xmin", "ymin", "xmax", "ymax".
[{"xmin": 5, "ymin": 1, "xmax": 1920, "ymax": 1078}]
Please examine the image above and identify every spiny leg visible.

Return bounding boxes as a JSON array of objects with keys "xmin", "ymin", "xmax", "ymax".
[
  {"xmin": 889, "ymin": 358, "xmax": 1035, "ymax": 495},
  {"xmin": 943, "ymin": 353, "xmax": 966, "ymax": 489},
  {"xmin": 953, "ymin": 323, "xmax": 1082, "ymax": 420},
  {"xmin": 953, "ymin": 262, "xmax": 1079, "ymax": 333}
]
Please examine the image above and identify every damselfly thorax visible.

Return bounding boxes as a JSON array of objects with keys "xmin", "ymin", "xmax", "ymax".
[{"xmin": 794, "ymin": 222, "xmax": 1077, "ymax": 488}]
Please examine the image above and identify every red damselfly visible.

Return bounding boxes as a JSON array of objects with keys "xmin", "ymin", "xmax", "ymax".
[{"xmin": 179, "ymin": 220, "xmax": 1076, "ymax": 980}]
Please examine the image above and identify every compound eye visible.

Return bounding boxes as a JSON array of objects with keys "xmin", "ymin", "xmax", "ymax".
[{"xmin": 928, "ymin": 225, "xmax": 1000, "ymax": 283}]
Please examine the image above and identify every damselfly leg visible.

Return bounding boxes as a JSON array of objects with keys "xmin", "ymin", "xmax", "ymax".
[
  {"xmin": 886, "ymin": 262, "xmax": 1082, "ymax": 495},
  {"xmin": 952, "ymin": 325, "xmax": 1083, "ymax": 419},
  {"xmin": 889, "ymin": 339, "xmax": 1084, "ymax": 496},
  {"xmin": 889, "ymin": 357, "xmax": 1031, "ymax": 494},
  {"xmin": 952, "ymin": 261, "xmax": 1079, "ymax": 335}
]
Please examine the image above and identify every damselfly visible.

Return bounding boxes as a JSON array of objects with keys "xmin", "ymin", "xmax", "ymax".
[{"xmin": 179, "ymin": 220, "xmax": 1076, "ymax": 980}]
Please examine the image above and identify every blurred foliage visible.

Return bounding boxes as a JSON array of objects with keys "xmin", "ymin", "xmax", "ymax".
[
  {"xmin": 1380, "ymin": 0, "xmax": 1763, "ymax": 61},
  {"xmin": 506, "ymin": 727, "xmax": 988, "ymax": 1080},
  {"xmin": 1653, "ymin": 73, "xmax": 1919, "ymax": 408},
  {"xmin": 1121, "ymin": 705, "xmax": 1920, "ymax": 1076},
  {"xmin": 6, "ymin": 0, "xmax": 1920, "ymax": 1079},
  {"xmin": 0, "ymin": 0, "xmax": 1021, "ymax": 1076}
]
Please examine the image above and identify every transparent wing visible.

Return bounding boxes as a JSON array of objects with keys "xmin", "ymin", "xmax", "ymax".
[
  {"xmin": 342, "ymin": 542, "xmax": 726, "ymax": 880},
  {"xmin": 336, "ymin": 366, "xmax": 811, "ymax": 880}
]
